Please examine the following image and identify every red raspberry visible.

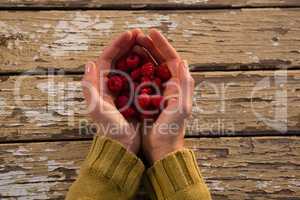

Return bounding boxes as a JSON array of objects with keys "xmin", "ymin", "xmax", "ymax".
[
  {"xmin": 130, "ymin": 68, "xmax": 141, "ymax": 81},
  {"xmin": 107, "ymin": 75, "xmax": 123, "ymax": 93},
  {"xmin": 116, "ymin": 95, "xmax": 129, "ymax": 108},
  {"xmin": 120, "ymin": 90, "xmax": 129, "ymax": 97},
  {"xmin": 141, "ymin": 62, "xmax": 155, "ymax": 77},
  {"xmin": 132, "ymin": 82, "xmax": 139, "ymax": 93},
  {"xmin": 141, "ymin": 76, "xmax": 152, "ymax": 84},
  {"xmin": 116, "ymin": 58, "xmax": 128, "ymax": 71},
  {"xmin": 121, "ymin": 107, "xmax": 136, "ymax": 118},
  {"xmin": 126, "ymin": 53, "xmax": 140, "ymax": 69},
  {"xmin": 140, "ymin": 87, "xmax": 152, "ymax": 94},
  {"xmin": 137, "ymin": 94, "xmax": 151, "ymax": 110},
  {"xmin": 157, "ymin": 64, "xmax": 171, "ymax": 81},
  {"xmin": 151, "ymin": 95, "xmax": 164, "ymax": 109},
  {"xmin": 153, "ymin": 78, "xmax": 162, "ymax": 89},
  {"xmin": 120, "ymin": 76, "xmax": 129, "ymax": 90}
]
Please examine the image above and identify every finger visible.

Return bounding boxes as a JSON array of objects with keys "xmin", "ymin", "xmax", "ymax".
[
  {"xmin": 179, "ymin": 60, "xmax": 192, "ymax": 80},
  {"xmin": 156, "ymin": 97, "xmax": 181, "ymax": 126},
  {"xmin": 178, "ymin": 60, "xmax": 194, "ymax": 115},
  {"xmin": 131, "ymin": 28, "xmax": 143, "ymax": 40},
  {"xmin": 163, "ymin": 78, "xmax": 179, "ymax": 96},
  {"xmin": 148, "ymin": 29, "xmax": 180, "ymax": 61},
  {"xmin": 96, "ymin": 64, "xmax": 115, "ymax": 104},
  {"xmin": 98, "ymin": 31, "xmax": 134, "ymax": 71},
  {"xmin": 132, "ymin": 45, "xmax": 158, "ymax": 65},
  {"xmin": 136, "ymin": 32, "xmax": 165, "ymax": 64},
  {"xmin": 163, "ymin": 78, "xmax": 181, "ymax": 108},
  {"xmin": 82, "ymin": 61, "xmax": 100, "ymax": 112},
  {"xmin": 83, "ymin": 61, "xmax": 100, "ymax": 92}
]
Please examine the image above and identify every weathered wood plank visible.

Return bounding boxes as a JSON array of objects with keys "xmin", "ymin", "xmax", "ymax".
[
  {"xmin": 0, "ymin": 137, "xmax": 299, "ymax": 199},
  {"xmin": 0, "ymin": 0, "xmax": 300, "ymax": 9},
  {"xmin": 0, "ymin": 70, "xmax": 299, "ymax": 141},
  {"xmin": 0, "ymin": 9, "xmax": 299, "ymax": 73}
]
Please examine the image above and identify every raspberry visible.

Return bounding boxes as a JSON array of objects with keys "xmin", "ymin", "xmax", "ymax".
[
  {"xmin": 116, "ymin": 95, "xmax": 129, "ymax": 108},
  {"xmin": 132, "ymin": 82, "xmax": 139, "ymax": 92},
  {"xmin": 137, "ymin": 94, "xmax": 151, "ymax": 110},
  {"xmin": 121, "ymin": 107, "xmax": 136, "ymax": 118},
  {"xmin": 151, "ymin": 95, "xmax": 164, "ymax": 109},
  {"xmin": 126, "ymin": 53, "xmax": 140, "ymax": 69},
  {"xmin": 107, "ymin": 75, "xmax": 123, "ymax": 93},
  {"xmin": 139, "ymin": 77, "xmax": 153, "ymax": 93},
  {"xmin": 120, "ymin": 90, "xmax": 129, "ymax": 97},
  {"xmin": 141, "ymin": 76, "xmax": 152, "ymax": 84},
  {"xmin": 157, "ymin": 64, "xmax": 171, "ymax": 81},
  {"xmin": 120, "ymin": 76, "xmax": 129, "ymax": 90},
  {"xmin": 140, "ymin": 87, "xmax": 152, "ymax": 95},
  {"xmin": 153, "ymin": 78, "xmax": 162, "ymax": 89},
  {"xmin": 141, "ymin": 62, "xmax": 155, "ymax": 77},
  {"xmin": 130, "ymin": 68, "xmax": 141, "ymax": 81},
  {"xmin": 116, "ymin": 58, "xmax": 128, "ymax": 71},
  {"xmin": 109, "ymin": 50, "xmax": 170, "ymax": 120}
]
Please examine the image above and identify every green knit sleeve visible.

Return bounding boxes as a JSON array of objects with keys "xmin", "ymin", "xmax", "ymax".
[
  {"xmin": 144, "ymin": 149, "xmax": 212, "ymax": 200},
  {"xmin": 66, "ymin": 136, "xmax": 145, "ymax": 200}
]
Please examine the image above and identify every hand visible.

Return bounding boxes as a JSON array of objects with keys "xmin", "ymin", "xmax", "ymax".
[
  {"xmin": 82, "ymin": 30, "xmax": 142, "ymax": 154},
  {"xmin": 137, "ymin": 29, "xmax": 195, "ymax": 163}
]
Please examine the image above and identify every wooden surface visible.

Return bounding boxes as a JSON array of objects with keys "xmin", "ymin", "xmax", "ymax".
[
  {"xmin": 1, "ymin": 0, "xmax": 300, "ymax": 8},
  {"xmin": 0, "ymin": 71, "xmax": 300, "ymax": 141},
  {"xmin": 0, "ymin": 9, "xmax": 300, "ymax": 73},
  {"xmin": 0, "ymin": 1, "xmax": 300, "ymax": 199},
  {"xmin": 0, "ymin": 137, "xmax": 299, "ymax": 200}
]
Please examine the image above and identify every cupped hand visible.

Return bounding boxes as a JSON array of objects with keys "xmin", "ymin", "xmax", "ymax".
[
  {"xmin": 137, "ymin": 29, "xmax": 195, "ymax": 163},
  {"xmin": 82, "ymin": 30, "xmax": 142, "ymax": 154}
]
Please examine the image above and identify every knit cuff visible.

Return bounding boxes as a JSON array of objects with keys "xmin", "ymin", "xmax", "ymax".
[
  {"xmin": 83, "ymin": 135, "xmax": 145, "ymax": 198},
  {"xmin": 144, "ymin": 149, "xmax": 209, "ymax": 199}
]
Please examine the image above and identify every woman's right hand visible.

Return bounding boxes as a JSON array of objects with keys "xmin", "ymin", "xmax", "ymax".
[{"xmin": 137, "ymin": 29, "xmax": 195, "ymax": 164}]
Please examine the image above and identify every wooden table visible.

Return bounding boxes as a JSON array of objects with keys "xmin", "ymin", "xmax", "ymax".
[{"xmin": 0, "ymin": 0, "xmax": 299, "ymax": 199}]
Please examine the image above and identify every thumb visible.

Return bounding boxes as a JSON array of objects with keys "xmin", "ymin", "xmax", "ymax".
[{"xmin": 82, "ymin": 61, "xmax": 100, "ymax": 114}]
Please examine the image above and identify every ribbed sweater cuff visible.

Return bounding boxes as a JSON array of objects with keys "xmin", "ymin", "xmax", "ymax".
[
  {"xmin": 83, "ymin": 135, "xmax": 145, "ymax": 197},
  {"xmin": 145, "ymin": 149, "xmax": 209, "ymax": 199}
]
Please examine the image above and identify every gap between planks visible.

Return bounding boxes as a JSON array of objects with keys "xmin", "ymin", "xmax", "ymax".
[
  {"xmin": 0, "ymin": 134, "xmax": 300, "ymax": 145},
  {"xmin": 1, "ymin": 5, "xmax": 300, "ymax": 11},
  {"xmin": 1, "ymin": 66, "xmax": 300, "ymax": 77}
]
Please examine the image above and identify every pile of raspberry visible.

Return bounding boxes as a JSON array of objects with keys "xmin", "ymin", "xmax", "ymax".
[{"xmin": 107, "ymin": 53, "xmax": 171, "ymax": 120}]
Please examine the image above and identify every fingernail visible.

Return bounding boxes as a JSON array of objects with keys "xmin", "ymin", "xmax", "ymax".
[
  {"xmin": 85, "ymin": 61, "xmax": 95, "ymax": 74},
  {"xmin": 182, "ymin": 60, "xmax": 189, "ymax": 68}
]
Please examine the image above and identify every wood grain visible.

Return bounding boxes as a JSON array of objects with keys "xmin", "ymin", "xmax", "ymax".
[
  {"xmin": 0, "ymin": 70, "xmax": 299, "ymax": 141},
  {"xmin": 0, "ymin": 137, "xmax": 299, "ymax": 199},
  {"xmin": 0, "ymin": 9, "xmax": 299, "ymax": 73},
  {"xmin": 0, "ymin": 0, "xmax": 299, "ymax": 9}
]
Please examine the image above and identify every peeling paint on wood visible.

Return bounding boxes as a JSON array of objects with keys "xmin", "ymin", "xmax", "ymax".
[
  {"xmin": 40, "ymin": 12, "xmax": 114, "ymax": 58},
  {"xmin": 0, "ymin": 9, "xmax": 299, "ymax": 73},
  {"xmin": 0, "ymin": 71, "xmax": 299, "ymax": 141},
  {"xmin": 126, "ymin": 15, "xmax": 178, "ymax": 30},
  {"xmin": 0, "ymin": 137, "xmax": 299, "ymax": 199}
]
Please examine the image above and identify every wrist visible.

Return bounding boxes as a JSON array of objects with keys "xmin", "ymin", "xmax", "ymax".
[
  {"xmin": 120, "ymin": 139, "xmax": 140, "ymax": 154},
  {"xmin": 146, "ymin": 143, "xmax": 184, "ymax": 164},
  {"xmin": 96, "ymin": 124, "xmax": 140, "ymax": 154}
]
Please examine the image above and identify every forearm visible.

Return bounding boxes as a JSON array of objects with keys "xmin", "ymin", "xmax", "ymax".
[{"xmin": 66, "ymin": 136, "xmax": 145, "ymax": 200}]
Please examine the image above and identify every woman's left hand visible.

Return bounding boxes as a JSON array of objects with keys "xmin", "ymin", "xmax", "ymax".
[{"xmin": 82, "ymin": 30, "xmax": 142, "ymax": 154}]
